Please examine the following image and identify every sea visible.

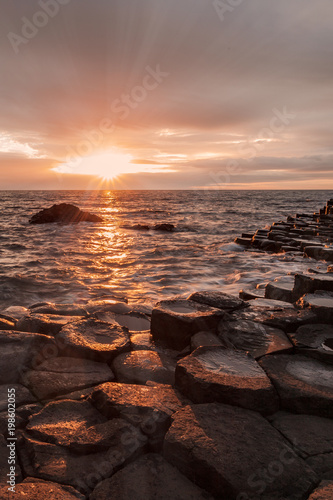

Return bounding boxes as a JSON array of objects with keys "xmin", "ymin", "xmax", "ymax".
[{"xmin": 1, "ymin": 190, "xmax": 332, "ymax": 312}]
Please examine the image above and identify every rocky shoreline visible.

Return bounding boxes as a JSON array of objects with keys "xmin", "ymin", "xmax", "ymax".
[{"xmin": 0, "ymin": 201, "xmax": 333, "ymax": 499}]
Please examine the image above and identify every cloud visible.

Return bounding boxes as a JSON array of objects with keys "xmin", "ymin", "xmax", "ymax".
[{"xmin": 0, "ymin": 0, "xmax": 333, "ymax": 188}]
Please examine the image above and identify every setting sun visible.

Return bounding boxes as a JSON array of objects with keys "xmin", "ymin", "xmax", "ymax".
[{"xmin": 53, "ymin": 149, "xmax": 174, "ymax": 181}]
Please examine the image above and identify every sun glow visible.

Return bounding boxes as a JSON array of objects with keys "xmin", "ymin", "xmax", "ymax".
[{"xmin": 53, "ymin": 150, "xmax": 174, "ymax": 180}]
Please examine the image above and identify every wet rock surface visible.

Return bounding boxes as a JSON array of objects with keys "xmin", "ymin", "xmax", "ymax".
[
  {"xmin": 89, "ymin": 453, "xmax": 213, "ymax": 500},
  {"xmin": 288, "ymin": 324, "xmax": 333, "ymax": 363},
  {"xmin": 175, "ymin": 347, "xmax": 279, "ymax": 413},
  {"xmin": 56, "ymin": 318, "xmax": 130, "ymax": 361},
  {"xmin": 113, "ymin": 350, "xmax": 175, "ymax": 385},
  {"xmin": 22, "ymin": 357, "xmax": 114, "ymax": 400},
  {"xmin": 17, "ymin": 313, "xmax": 82, "ymax": 335},
  {"xmin": 151, "ymin": 299, "xmax": 225, "ymax": 350},
  {"xmin": 218, "ymin": 319, "xmax": 292, "ymax": 358},
  {"xmin": 188, "ymin": 291, "xmax": 247, "ymax": 311},
  {"xmin": 163, "ymin": 403, "xmax": 317, "ymax": 499},
  {"xmin": 29, "ymin": 203, "xmax": 103, "ymax": 224},
  {"xmin": 259, "ymin": 354, "xmax": 333, "ymax": 417}
]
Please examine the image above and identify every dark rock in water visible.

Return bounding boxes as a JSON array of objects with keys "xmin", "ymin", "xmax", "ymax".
[
  {"xmin": 112, "ymin": 350, "xmax": 175, "ymax": 385},
  {"xmin": 288, "ymin": 324, "xmax": 333, "ymax": 364},
  {"xmin": 0, "ymin": 331, "xmax": 57, "ymax": 383},
  {"xmin": 269, "ymin": 412, "xmax": 333, "ymax": 459},
  {"xmin": 151, "ymin": 299, "xmax": 225, "ymax": 350},
  {"xmin": 121, "ymin": 224, "xmax": 150, "ymax": 231},
  {"xmin": 26, "ymin": 399, "xmax": 146, "ymax": 454},
  {"xmin": 154, "ymin": 223, "xmax": 175, "ymax": 232},
  {"xmin": 259, "ymin": 354, "xmax": 333, "ymax": 417},
  {"xmin": 29, "ymin": 203, "xmax": 103, "ymax": 224},
  {"xmin": 175, "ymin": 346, "xmax": 279, "ymax": 413},
  {"xmin": 21, "ymin": 357, "xmax": 114, "ymax": 400},
  {"xmin": 298, "ymin": 291, "xmax": 333, "ymax": 323},
  {"xmin": 308, "ymin": 481, "xmax": 333, "ymax": 500},
  {"xmin": 188, "ymin": 290, "xmax": 247, "ymax": 311},
  {"xmin": 218, "ymin": 319, "xmax": 292, "ymax": 358},
  {"xmin": 0, "ymin": 478, "xmax": 86, "ymax": 499},
  {"xmin": 163, "ymin": 403, "xmax": 317, "ymax": 500},
  {"xmin": 17, "ymin": 313, "xmax": 82, "ymax": 336},
  {"xmin": 18, "ymin": 429, "xmax": 145, "ymax": 495},
  {"xmin": 89, "ymin": 382, "xmax": 184, "ymax": 449},
  {"xmin": 89, "ymin": 453, "xmax": 213, "ymax": 500},
  {"xmin": 56, "ymin": 318, "xmax": 130, "ymax": 362}
]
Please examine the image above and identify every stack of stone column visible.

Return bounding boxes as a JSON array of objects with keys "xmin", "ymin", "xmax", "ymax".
[{"xmin": 235, "ymin": 198, "xmax": 333, "ymax": 261}]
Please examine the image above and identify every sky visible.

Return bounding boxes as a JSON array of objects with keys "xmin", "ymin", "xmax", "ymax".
[{"xmin": 1, "ymin": 0, "xmax": 333, "ymax": 190}]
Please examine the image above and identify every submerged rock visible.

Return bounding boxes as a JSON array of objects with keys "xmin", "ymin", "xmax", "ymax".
[
  {"xmin": 151, "ymin": 299, "xmax": 225, "ymax": 350},
  {"xmin": 90, "ymin": 453, "xmax": 213, "ymax": 500},
  {"xmin": 163, "ymin": 403, "xmax": 317, "ymax": 499},
  {"xmin": 259, "ymin": 354, "xmax": 333, "ymax": 417},
  {"xmin": 29, "ymin": 203, "xmax": 103, "ymax": 224},
  {"xmin": 175, "ymin": 346, "xmax": 279, "ymax": 413},
  {"xmin": 22, "ymin": 357, "xmax": 114, "ymax": 400},
  {"xmin": 154, "ymin": 223, "xmax": 175, "ymax": 232}
]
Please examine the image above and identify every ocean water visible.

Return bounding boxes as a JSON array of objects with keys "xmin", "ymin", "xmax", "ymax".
[{"xmin": 0, "ymin": 190, "xmax": 332, "ymax": 312}]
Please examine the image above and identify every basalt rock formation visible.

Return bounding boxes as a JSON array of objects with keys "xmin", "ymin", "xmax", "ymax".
[{"xmin": 29, "ymin": 203, "xmax": 103, "ymax": 224}]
